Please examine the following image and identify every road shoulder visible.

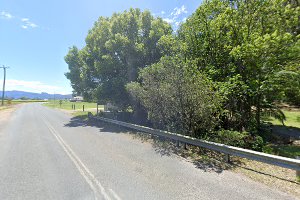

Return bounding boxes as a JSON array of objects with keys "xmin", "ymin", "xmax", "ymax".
[{"xmin": 0, "ymin": 104, "xmax": 20, "ymax": 132}]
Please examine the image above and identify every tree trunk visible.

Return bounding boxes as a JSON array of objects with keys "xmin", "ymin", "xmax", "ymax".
[
  {"xmin": 256, "ymin": 95, "xmax": 261, "ymax": 130},
  {"xmin": 133, "ymin": 102, "xmax": 148, "ymax": 125}
]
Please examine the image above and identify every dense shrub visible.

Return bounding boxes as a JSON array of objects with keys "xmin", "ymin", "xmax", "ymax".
[
  {"xmin": 210, "ymin": 130, "xmax": 265, "ymax": 151},
  {"xmin": 212, "ymin": 130, "xmax": 247, "ymax": 148}
]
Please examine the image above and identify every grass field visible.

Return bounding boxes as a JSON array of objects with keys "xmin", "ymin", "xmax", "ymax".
[
  {"xmin": 265, "ymin": 110, "xmax": 300, "ymax": 128},
  {"xmin": 271, "ymin": 145, "xmax": 300, "ymax": 158},
  {"xmin": 263, "ymin": 109, "xmax": 300, "ymax": 158},
  {"xmin": 43, "ymin": 100, "xmax": 104, "ymax": 111},
  {"xmin": 0, "ymin": 99, "xmax": 46, "ymax": 111}
]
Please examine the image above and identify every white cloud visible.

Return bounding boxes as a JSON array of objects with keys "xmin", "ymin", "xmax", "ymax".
[
  {"xmin": 161, "ymin": 5, "xmax": 188, "ymax": 29},
  {"xmin": 29, "ymin": 22, "xmax": 37, "ymax": 28},
  {"xmin": 171, "ymin": 5, "xmax": 187, "ymax": 18},
  {"xmin": 163, "ymin": 18, "xmax": 175, "ymax": 24},
  {"xmin": 161, "ymin": 11, "xmax": 165, "ymax": 15},
  {"xmin": 1, "ymin": 79, "xmax": 70, "ymax": 94},
  {"xmin": 0, "ymin": 11, "xmax": 39, "ymax": 29},
  {"xmin": 0, "ymin": 11, "xmax": 13, "ymax": 19},
  {"xmin": 21, "ymin": 18, "xmax": 38, "ymax": 29},
  {"xmin": 21, "ymin": 18, "xmax": 29, "ymax": 22}
]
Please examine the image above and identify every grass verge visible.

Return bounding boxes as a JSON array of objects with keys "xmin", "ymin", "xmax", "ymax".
[
  {"xmin": 265, "ymin": 109, "xmax": 300, "ymax": 128},
  {"xmin": 85, "ymin": 115, "xmax": 300, "ymax": 197},
  {"xmin": 0, "ymin": 100, "xmax": 43, "ymax": 110},
  {"xmin": 43, "ymin": 100, "xmax": 104, "ymax": 111},
  {"xmin": 72, "ymin": 111, "xmax": 97, "ymax": 120},
  {"xmin": 125, "ymin": 128, "xmax": 300, "ymax": 197}
]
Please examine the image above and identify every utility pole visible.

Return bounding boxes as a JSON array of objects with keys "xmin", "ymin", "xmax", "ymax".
[{"xmin": 1, "ymin": 65, "xmax": 9, "ymax": 106}]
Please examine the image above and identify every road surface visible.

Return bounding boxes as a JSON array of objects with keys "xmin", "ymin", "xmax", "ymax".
[{"xmin": 0, "ymin": 103, "xmax": 298, "ymax": 200}]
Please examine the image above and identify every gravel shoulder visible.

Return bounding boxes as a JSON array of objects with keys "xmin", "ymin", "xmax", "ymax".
[
  {"xmin": 0, "ymin": 105, "xmax": 20, "ymax": 132},
  {"xmin": 233, "ymin": 158, "xmax": 300, "ymax": 197},
  {"xmin": 133, "ymin": 132, "xmax": 300, "ymax": 198},
  {"xmin": 86, "ymin": 116, "xmax": 300, "ymax": 198},
  {"xmin": 84, "ymin": 115, "xmax": 300, "ymax": 199}
]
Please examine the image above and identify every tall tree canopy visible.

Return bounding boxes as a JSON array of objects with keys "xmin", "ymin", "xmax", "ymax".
[
  {"xmin": 127, "ymin": 56, "xmax": 222, "ymax": 137},
  {"xmin": 65, "ymin": 8, "xmax": 172, "ymax": 109},
  {"xmin": 178, "ymin": 0, "xmax": 300, "ymax": 131},
  {"xmin": 65, "ymin": 1, "xmax": 299, "ymax": 139}
]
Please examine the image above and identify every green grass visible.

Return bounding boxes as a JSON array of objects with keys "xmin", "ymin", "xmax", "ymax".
[
  {"xmin": 263, "ymin": 109, "xmax": 300, "ymax": 159},
  {"xmin": 0, "ymin": 99, "xmax": 46, "ymax": 110},
  {"xmin": 72, "ymin": 111, "xmax": 97, "ymax": 120},
  {"xmin": 273, "ymin": 145, "xmax": 300, "ymax": 158},
  {"xmin": 265, "ymin": 110, "xmax": 300, "ymax": 128},
  {"xmin": 43, "ymin": 100, "xmax": 104, "ymax": 111}
]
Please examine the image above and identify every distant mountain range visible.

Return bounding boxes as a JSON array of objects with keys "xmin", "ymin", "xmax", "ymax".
[{"xmin": 0, "ymin": 90, "xmax": 72, "ymax": 100}]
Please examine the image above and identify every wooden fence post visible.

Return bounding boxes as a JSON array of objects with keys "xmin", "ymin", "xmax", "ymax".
[{"xmin": 296, "ymin": 156, "xmax": 300, "ymax": 181}]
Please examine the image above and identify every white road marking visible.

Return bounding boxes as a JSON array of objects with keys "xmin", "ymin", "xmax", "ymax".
[
  {"xmin": 109, "ymin": 189, "xmax": 122, "ymax": 200},
  {"xmin": 42, "ymin": 118, "xmax": 121, "ymax": 200}
]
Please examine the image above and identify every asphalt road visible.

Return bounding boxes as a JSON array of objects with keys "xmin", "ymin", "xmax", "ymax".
[{"xmin": 0, "ymin": 103, "xmax": 298, "ymax": 200}]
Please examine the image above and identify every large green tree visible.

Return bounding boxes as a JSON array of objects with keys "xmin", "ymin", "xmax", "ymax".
[
  {"xmin": 127, "ymin": 56, "xmax": 222, "ymax": 137},
  {"xmin": 178, "ymin": 0, "xmax": 300, "ymax": 131},
  {"xmin": 65, "ymin": 8, "xmax": 172, "ymax": 117},
  {"xmin": 64, "ymin": 46, "xmax": 83, "ymax": 96}
]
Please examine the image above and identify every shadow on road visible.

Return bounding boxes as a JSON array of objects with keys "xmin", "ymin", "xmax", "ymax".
[
  {"xmin": 271, "ymin": 125, "xmax": 300, "ymax": 140},
  {"xmin": 150, "ymin": 137, "xmax": 236, "ymax": 173},
  {"xmin": 64, "ymin": 116, "xmax": 236, "ymax": 174},
  {"xmin": 64, "ymin": 116, "xmax": 298, "ymax": 182},
  {"xmin": 64, "ymin": 116, "xmax": 89, "ymax": 127},
  {"xmin": 64, "ymin": 116, "xmax": 126, "ymax": 133}
]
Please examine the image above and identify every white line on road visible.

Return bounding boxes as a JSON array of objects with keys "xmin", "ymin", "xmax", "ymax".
[
  {"xmin": 109, "ymin": 189, "xmax": 122, "ymax": 200},
  {"xmin": 42, "ymin": 118, "xmax": 121, "ymax": 200}
]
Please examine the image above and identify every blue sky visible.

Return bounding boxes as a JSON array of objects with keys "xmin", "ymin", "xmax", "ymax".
[{"xmin": 0, "ymin": 0, "xmax": 201, "ymax": 94}]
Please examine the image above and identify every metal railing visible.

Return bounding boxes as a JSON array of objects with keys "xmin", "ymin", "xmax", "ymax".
[{"xmin": 88, "ymin": 114, "xmax": 300, "ymax": 175}]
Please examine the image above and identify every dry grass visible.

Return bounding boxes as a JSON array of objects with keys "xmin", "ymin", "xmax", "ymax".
[
  {"xmin": 124, "ymin": 129, "xmax": 300, "ymax": 197},
  {"xmin": 0, "ymin": 104, "xmax": 19, "ymax": 132},
  {"xmin": 87, "ymin": 119, "xmax": 300, "ymax": 197},
  {"xmin": 233, "ymin": 158, "xmax": 300, "ymax": 197}
]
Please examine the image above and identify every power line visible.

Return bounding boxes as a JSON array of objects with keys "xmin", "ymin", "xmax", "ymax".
[{"xmin": 0, "ymin": 65, "xmax": 9, "ymax": 106}]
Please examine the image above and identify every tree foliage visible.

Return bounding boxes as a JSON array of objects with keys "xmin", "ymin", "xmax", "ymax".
[
  {"xmin": 178, "ymin": 0, "xmax": 300, "ymax": 131},
  {"xmin": 65, "ymin": 8, "xmax": 172, "ymax": 109},
  {"xmin": 65, "ymin": 1, "xmax": 299, "ymax": 141},
  {"xmin": 127, "ymin": 56, "xmax": 222, "ymax": 137}
]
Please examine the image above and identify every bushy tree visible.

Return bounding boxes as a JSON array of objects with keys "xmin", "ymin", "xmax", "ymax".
[
  {"xmin": 127, "ymin": 56, "xmax": 222, "ymax": 137},
  {"xmin": 64, "ymin": 46, "xmax": 84, "ymax": 96},
  {"xmin": 178, "ymin": 0, "xmax": 300, "ymax": 131},
  {"xmin": 65, "ymin": 8, "xmax": 172, "ymax": 112}
]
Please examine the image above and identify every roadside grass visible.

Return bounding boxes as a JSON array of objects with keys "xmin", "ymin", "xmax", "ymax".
[
  {"xmin": 233, "ymin": 158, "xmax": 300, "ymax": 197},
  {"xmin": 0, "ymin": 99, "xmax": 45, "ymax": 110},
  {"xmin": 264, "ymin": 110, "xmax": 300, "ymax": 128},
  {"xmin": 113, "ymin": 126, "xmax": 300, "ymax": 197},
  {"xmin": 72, "ymin": 111, "xmax": 97, "ymax": 120},
  {"xmin": 11, "ymin": 99, "xmax": 47, "ymax": 103},
  {"xmin": 269, "ymin": 145, "xmax": 300, "ymax": 158},
  {"xmin": 43, "ymin": 100, "xmax": 104, "ymax": 111},
  {"xmin": 85, "ymin": 113, "xmax": 300, "ymax": 196},
  {"xmin": 0, "ymin": 105, "xmax": 10, "ymax": 111},
  {"xmin": 262, "ymin": 109, "xmax": 300, "ymax": 159}
]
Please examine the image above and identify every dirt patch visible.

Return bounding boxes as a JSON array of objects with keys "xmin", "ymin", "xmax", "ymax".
[
  {"xmin": 233, "ymin": 158, "xmax": 300, "ymax": 197},
  {"xmin": 0, "ymin": 105, "xmax": 20, "ymax": 132},
  {"xmin": 123, "ymin": 130, "xmax": 300, "ymax": 198},
  {"xmin": 86, "ymin": 118, "xmax": 300, "ymax": 198},
  {"xmin": 43, "ymin": 106, "xmax": 75, "ymax": 115}
]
